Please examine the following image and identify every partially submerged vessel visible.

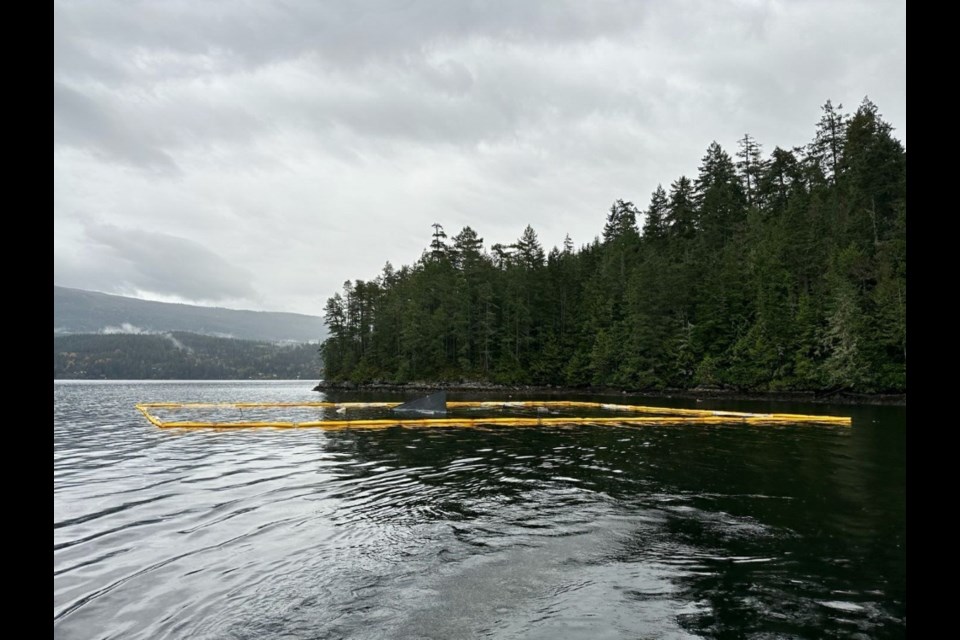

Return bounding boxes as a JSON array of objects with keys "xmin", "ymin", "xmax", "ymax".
[{"xmin": 391, "ymin": 391, "xmax": 448, "ymax": 415}]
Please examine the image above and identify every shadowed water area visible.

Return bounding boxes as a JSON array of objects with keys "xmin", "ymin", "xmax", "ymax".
[{"xmin": 54, "ymin": 381, "xmax": 905, "ymax": 639}]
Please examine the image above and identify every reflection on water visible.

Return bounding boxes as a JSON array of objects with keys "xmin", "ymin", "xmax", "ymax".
[{"xmin": 54, "ymin": 381, "xmax": 905, "ymax": 639}]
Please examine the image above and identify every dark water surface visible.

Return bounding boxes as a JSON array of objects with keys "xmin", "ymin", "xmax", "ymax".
[{"xmin": 54, "ymin": 381, "xmax": 905, "ymax": 639}]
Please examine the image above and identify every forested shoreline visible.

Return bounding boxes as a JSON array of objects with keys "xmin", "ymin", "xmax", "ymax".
[
  {"xmin": 55, "ymin": 332, "xmax": 320, "ymax": 380},
  {"xmin": 320, "ymin": 99, "xmax": 906, "ymax": 394}
]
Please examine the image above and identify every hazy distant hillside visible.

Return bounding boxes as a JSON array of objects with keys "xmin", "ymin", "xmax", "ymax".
[
  {"xmin": 55, "ymin": 332, "xmax": 322, "ymax": 380},
  {"xmin": 54, "ymin": 286, "xmax": 326, "ymax": 343}
]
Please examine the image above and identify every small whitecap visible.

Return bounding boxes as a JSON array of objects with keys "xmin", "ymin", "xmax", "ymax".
[{"xmin": 819, "ymin": 600, "xmax": 865, "ymax": 612}]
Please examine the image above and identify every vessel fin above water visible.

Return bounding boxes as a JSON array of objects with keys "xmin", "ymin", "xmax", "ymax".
[{"xmin": 391, "ymin": 391, "xmax": 448, "ymax": 415}]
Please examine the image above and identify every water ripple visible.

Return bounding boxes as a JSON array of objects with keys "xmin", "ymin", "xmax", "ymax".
[{"xmin": 54, "ymin": 381, "xmax": 906, "ymax": 639}]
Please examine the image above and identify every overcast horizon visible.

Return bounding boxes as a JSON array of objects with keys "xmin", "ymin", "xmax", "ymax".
[{"xmin": 54, "ymin": 0, "xmax": 906, "ymax": 317}]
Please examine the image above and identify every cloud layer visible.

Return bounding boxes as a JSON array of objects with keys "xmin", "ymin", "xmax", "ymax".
[{"xmin": 54, "ymin": 0, "xmax": 906, "ymax": 315}]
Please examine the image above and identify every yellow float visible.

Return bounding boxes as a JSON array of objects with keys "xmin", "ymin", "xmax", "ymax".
[{"xmin": 136, "ymin": 398, "xmax": 851, "ymax": 430}]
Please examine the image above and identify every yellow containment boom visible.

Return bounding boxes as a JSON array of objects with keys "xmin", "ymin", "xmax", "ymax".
[{"xmin": 135, "ymin": 400, "xmax": 852, "ymax": 429}]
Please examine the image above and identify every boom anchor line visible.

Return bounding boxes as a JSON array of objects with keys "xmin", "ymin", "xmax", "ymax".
[{"xmin": 135, "ymin": 399, "xmax": 852, "ymax": 430}]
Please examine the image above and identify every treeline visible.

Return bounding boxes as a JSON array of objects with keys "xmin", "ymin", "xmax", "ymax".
[
  {"xmin": 321, "ymin": 99, "xmax": 905, "ymax": 393},
  {"xmin": 55, "ymin": 332, "xmax": 321, "ymax": 379}
]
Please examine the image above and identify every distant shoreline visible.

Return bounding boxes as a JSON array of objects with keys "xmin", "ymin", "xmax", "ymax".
[{"xmin": 312, "ymin": 380, "xmax": 906, "ymax": 406}]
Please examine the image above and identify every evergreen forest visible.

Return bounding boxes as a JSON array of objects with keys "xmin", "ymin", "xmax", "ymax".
[
  {"xmin": 320, "ymin": 99, "xmax": 906, "ymax": 393},
  {"xmin": 55, "ymin": 332, "xmax": 321, "ymax": 380}
]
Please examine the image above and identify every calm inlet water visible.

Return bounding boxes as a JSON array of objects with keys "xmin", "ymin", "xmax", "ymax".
[{"xmin": 54, "ymin": 381, "xmax": 905, "ymax": 639}]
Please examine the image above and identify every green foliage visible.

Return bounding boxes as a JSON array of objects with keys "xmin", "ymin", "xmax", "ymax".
[{"xmin": 320, "ymin": 99, "xmax": 906, "ymax": 393}]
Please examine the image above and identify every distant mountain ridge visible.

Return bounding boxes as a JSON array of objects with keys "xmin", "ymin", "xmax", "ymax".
[{"xmin": 54, "ymin": 286, "xmax": 326, "ymax": 343}]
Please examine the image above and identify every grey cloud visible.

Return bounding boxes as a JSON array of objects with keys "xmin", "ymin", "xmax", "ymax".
[
  {"xmin": 55, "ymin": 1, "xmax": 905, "ymax": 159},
  {"xmin": 54, "ymin": 82, "xmax": 180, "ymax": 172},
  {"xmin": 53, "ymin": 0, "xmax": 905, "ymax": 315},
  {"xmin": 55, "ymin": 1, "xmax": 654, "ymax": 77},
  {"xmin": 80, "ymin": 223, "xmax": 258, "ymax": 302},
  {"xmin": 262, "ymin": 47, "xmax": 659, "ymax": 153},
  {"xmin": 417, "ymin": 59, "xmax": 475, "ymax": 97},
  {"xmin": 54, "ymin": 78, "xmax": 265, "ymax": 172},
  {"xmin": 58, "ymin": 34, "xmax": 653, "ymax": 161}
]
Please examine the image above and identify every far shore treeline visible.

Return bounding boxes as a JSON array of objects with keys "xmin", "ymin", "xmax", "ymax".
[
  {"xmin": 320, "ymin": 99, "xmax": 905, "ymax": 394},
  {"xmin": 55, "ymin": 332, "xmax": 320, "ymax": 380}
]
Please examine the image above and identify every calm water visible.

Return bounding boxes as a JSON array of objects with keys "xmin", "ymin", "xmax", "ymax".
[{"xmin": 54, "ymin": 381, "xmax": 905, "ymax": 639}]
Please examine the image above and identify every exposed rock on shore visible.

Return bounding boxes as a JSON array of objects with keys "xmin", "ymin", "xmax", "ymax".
[{"xmin": 312, "ymin": 380, "xmax": 905, "ymax": 406}]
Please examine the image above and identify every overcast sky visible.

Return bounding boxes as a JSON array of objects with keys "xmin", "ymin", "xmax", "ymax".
[{"xmin": 54, "ymin": 0, "xmax": 906, "ymax": 317}]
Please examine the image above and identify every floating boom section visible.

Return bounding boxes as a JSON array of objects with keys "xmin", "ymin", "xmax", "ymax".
[{"xmin": 135, "ymin": 400, "xmax": 852, "ymax": 429}]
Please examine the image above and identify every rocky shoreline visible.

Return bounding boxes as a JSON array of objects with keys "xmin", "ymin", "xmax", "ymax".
[{"xmin": 312, "ymin": 380, "xmax": 906, "ymax": 406}]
